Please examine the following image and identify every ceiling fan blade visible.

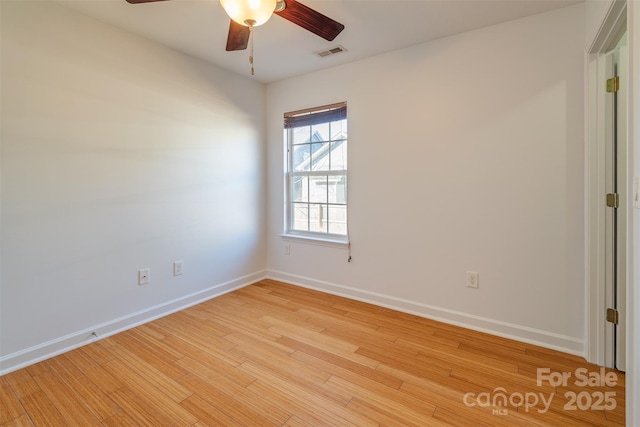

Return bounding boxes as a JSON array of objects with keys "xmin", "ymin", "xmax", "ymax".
[
  {"xmin": 226, "ymin": 20, "xmax": 250, "ymax": 51},
  {"xmin": 125, "ymin": 0, "xmax": 171, "ymax": 4},
  {"xmin": 275, "ymin": 0, "xmax": 344, "ymax": 42}
]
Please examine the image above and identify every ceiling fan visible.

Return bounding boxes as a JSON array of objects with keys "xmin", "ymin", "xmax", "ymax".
[{"xmin": 125, "ymin": 0, "xmax": 345, "ymax": 52}]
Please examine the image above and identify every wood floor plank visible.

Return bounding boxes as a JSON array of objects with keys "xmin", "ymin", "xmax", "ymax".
[
  {"xmin": 48, "ymin": 354, "xmax": 121, "ymax": 421},
  {"xmin": 33, "ymin": 371, "xmax": 102, "ymax": 426},
  {"xmin": 355, "ymin": 343, "xmax": 453, "ymax": 381},
  {"xmin": 24, "ymin": 361, "xmax": 52, "ymax": 378},
  {"xmin": 179, "ymin": 394, "xmax": 246, "ymax": 427},
  {"xmin": 234, "ymin": 286, "xmax": 305, "ymax": 316},
  {"xmin": 106, "ymin": 345, "xmax": 192, "ymax": 403},
  {"xmin": 101, "ymin": 411, "xmax": 142, "ymax": 427},
  {"xmin": 203, "ymin": 306, "xmax": 285, "ymax": 341},
  {"xmin": 346, "ymin": 395, "xmax": 453, "ymax": 427},
  {"xmin": 18, "ymin": 390, "xmax": 66, "ymax": 427},
  {"xmin": 300, "ymin": 308, "xmax": 398, "ymax": 345},
  {"xmin": 0, "ymin": 280, "xmax": 625, "ymax": 426},
  {"xmin": 233, "ymin": 344, "xmax": 351, "ymax": 407},
  {"xmin": 0, "ymin": 383, "xmax": 25, "ymax": 424},
  {"xmin": 154, "ymin": 314, "xmax": 233, "ymax": 347},
  {"xmin": 123, "ymin": 327, "xmax": 184, "ymax": 361},
  {"xmin": 79, "ymin": 340, "xmax": 117, "ymax": 366},
  {"xmin": 164, "ymin": 310, "xmax": 231, "ymax": 338},
  {"xmin": 281, "ymin": 414, "xmax": 316, "ymax": 427},
  {"xmin": 325, "ymin": 374, "xmax": 437, "ymax": 426},
  {"xmin": 0, "ymin": 370, "xmax": 40, "ymax": 401},
  {"xmin": 63, "ymin": 348, "xmax": 124, "ymax": 395},
  {"xmin": 433, "ymin": 328, "xmax": 528, "ymax": 353},
  {"xmin": 346, "ymin": 396, "xmax": 425, "ymax": 427},
  {"xmin": 224, "ymin": 328, "xmax": 295, "ymax": 358},
  {"xmin": 241, "ymin": 361, "xmax": 378, "ymax": 427},
  {"xmin": 174, "ymin": 358, "xmax": 290, "ymax": 425},
  {"xmin": 108, "ymin": 386, "xmax": 195, "ymax": 426},
  {"xmin": 415, "ymin": 343, "xmax": 520, "ymax": 374},
  {"xmin": 109, "ymin": 330, "xmax": 188, "ymax": 380},
  {"xmin": 266, "ymin": 286, "xmax": 347, "ymax": 312},
  {"xmin": 163, "ymin": 333, "xmax": 247, "ymax": 371},
  {"xmin": 101, "ymin": 357, "xmax": 193, "ymax": 424},
  {"xmin": 178, "ymin": 374, "xmax": 279, "ymax": 427},
  {"xmin": 266, "ymin": 315, "xmax": 380, "ymax": 368},
  {"xmin": 0, "ymin": 414, "xmax": 33, "ymax": 427},
  {"xmin": 134, "ymin": 323, "xmax": 168, "ymax": 340},
  {"xmin": 174, "ymin": 351, "xmax": 256, "ymax": 388},
  {"xmin": 231, "ymin": 341, "xmax": 331, "ymax": 384},
  {"xmin": 288, "ymin": 343, "xmax": 403, "ymax": 389},
  {"xmin": 247, "ymin": 380, "xmax": 336, "ymax": 427}
]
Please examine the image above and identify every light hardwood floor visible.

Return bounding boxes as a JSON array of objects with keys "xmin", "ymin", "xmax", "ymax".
[{"xmin": 0, "ymin": 279, "xmax": 625, "ymax": 426}]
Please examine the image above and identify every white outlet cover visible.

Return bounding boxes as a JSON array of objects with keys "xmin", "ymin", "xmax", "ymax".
[
  {"xmin": 466, "ymin": 271, "xmax": 479, "ymax": 288},
  {"xmin": 138, "ymin": 268, "xmax": 150, "ymax": 285},
  {"xmin": 173, "ymin": 261, "xmax": 183, "ymax": 276}
]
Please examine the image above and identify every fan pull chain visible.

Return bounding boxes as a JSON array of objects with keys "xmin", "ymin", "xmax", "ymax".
[{"xmin": 249, "ymin": 23, "xmax": 254, "ymax": 76}]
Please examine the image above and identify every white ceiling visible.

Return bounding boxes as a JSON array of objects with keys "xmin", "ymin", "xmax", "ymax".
[{"xmin": 59, "ymin": 0, "xmax": 581, "ymax": 83}]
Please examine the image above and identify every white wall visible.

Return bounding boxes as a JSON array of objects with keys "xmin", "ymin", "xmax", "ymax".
[
  {"xmin": 0, "ymin": 1, "xmax": 266, "ymax": 372},
  {"xmin": 267, "ymin": 4, "xmax": 586, "ymax": 354}
]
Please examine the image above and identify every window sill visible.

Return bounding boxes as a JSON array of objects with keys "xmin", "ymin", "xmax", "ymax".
[{"xmin": 280, "ymin": 233, "xmax": 349, "ymax": 249}]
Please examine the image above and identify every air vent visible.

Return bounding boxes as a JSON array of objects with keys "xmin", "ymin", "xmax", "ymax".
[{"xmin": 316, "ymin": 46, "xmax": 347, "ymax": 58}]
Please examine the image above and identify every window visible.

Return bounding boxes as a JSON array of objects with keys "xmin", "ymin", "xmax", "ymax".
[{"xmin": 284, "ymin": 103, "xmax": 347, "ymax": 242}]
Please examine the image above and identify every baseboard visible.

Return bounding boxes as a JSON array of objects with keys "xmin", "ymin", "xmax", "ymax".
[
  {"xmin": 0, "ymin": 270, "xmax": 267, "ymax": 375},
  {"xmin": 1, "ymin": 269, "xmax": 584, "ymax": 375},
  {"xmin": 267, "ymin": 270, "xmax": 584, "ymax": 357}
]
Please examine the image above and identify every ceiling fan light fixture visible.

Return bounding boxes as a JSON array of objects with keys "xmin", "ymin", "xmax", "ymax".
[{"xmin": 220, "ymin": 0, "xmax": 277, "ymax": 27}]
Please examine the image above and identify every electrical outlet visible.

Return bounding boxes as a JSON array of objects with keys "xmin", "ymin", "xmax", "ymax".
[
  {"xmin": 466, "ymin": 271, "xmax": 479, "ymax": 289},
  {"xmin": 138, "ymin": 268, "xmax": 150, "ymax": 285},
  {"xmin": 173, "ymin": 260, "xmax": 183, "ymax": 276},
  {"xmin": 284, "ymin": 244, "xmax": 290, "ymax": 256}
]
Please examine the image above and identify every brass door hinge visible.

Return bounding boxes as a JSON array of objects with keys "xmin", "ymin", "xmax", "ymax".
[
  {"xmin": 606, "ymin": 193, "xmax": 619, "ymax": 208},
  {"xmin": 606, "ymin": 76, "xmax": 619, "ymax": 93},
  {"xmin": 606, "ymin": 308, "xmax": 619, "ymax": 325}
]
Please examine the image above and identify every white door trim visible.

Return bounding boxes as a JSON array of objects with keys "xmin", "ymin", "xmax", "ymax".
[{"xmin": 585, "ymin": 0, "xmax": 627, "ymax": 367}]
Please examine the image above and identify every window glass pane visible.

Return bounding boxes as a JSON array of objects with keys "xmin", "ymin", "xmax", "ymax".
[
  {"xmin": 292, "ymin": 176, "xmax": 308, "ymax": 202},
  {"xmin": 292, "ymin": 126, "xmax": 311, "ymax": 144},
  {"xmin": 311, "ymin": 122, "xmax": 330, "ymax": 142},
  {"xmin": 330, "ymin": 140, "xmax": 347, "ymax": 171},
  {"xmin": 328, "ymin": 205, "xmax": 347, "ymax": 235},
  {"xmin": 285, "ymin": 104, "xmax": 347, "ymax": 238},
  {"xmin": 309, "ymin": 204, "xmax": 327, "ymax": 233},
  {"xmin": 292, "ymin": 144, "xmax": 310, "ymax": 171},
  {"xmin": 309, "ymin": 176, "xmax": 328, "ymax": 203},
  {"xmin": 291, "ymin": 203, "xmax": 309, "ymax": 231},
  {"xmin": 311, "ymin": 142, "xmax": 330, "ymax": 171},
  {"xmin": 331, "ymin": 119, "xmax": 347, "ymax": 141},
  {"xmin": 328, "ymin": 175, "xmax": 346, "ymax": 204}
]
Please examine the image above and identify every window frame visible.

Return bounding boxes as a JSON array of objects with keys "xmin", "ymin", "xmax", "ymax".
[{"xmin": 282, "ymin": 102, "xmax": 348, "ymax": 246}]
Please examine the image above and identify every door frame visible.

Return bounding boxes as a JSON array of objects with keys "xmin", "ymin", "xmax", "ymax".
[{"xmin": 585, "ymin": 0, "xmax": 627, "ymax": 367}]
